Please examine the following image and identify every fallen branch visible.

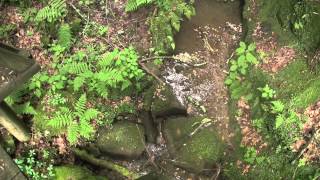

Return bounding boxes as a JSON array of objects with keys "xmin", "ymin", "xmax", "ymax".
[
  {"xmin": 138, "ymin": 61, "xmax": 165, "ymax": 84},
  {"xmin": 72, "ymin": 148, "xmax": 141, "ymax": 179}
]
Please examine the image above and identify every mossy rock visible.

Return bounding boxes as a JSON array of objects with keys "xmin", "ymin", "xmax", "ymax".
[
  {"xmin": 151, "ymin": 84, "xmax": 187, "ymax": 119},
  {"xmin": 0, "ymin": 133, "xmax": 15, "ymax": 155},
  {"xmin": 53, "ymin": 165, "xmax": 107, "ymax": 180},
  {"xmin": 96, "ymin": 121, "xmax": 145, "ymax": 158},
  {"xmin": 163, "ymin": 117, "xmax": 225, "ymax": 173}
]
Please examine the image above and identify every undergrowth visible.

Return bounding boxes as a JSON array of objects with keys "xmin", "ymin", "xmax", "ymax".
[
  {"xmin": 126, "ymin": 0, "xmax": 195, "ymax": 54},
  {"xmin": 225, "ymin": 42, "xmax": 320, "ymax": 179}
]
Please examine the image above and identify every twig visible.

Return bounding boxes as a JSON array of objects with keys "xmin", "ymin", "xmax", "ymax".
[
  {"xmin": 68, "ymin": 2, "xmax": 88, "ymax": 21},
  {"xmin": 212, "ymin": 164, "xmax": 221, "ymax": 180},
  {"xmin": 138, "ymin": 61, "xmax": 165, "ymax": 84},
  {"xmin": 105, "ymin": 0, "xmax": 109, "ymax": 17},
  {"xmin": 293, "ymin": 129, "xmax": 320, "ymax": 164},
  {"xmin": 140, "ymin": 56, "xmax": 173, "ymax": 63}
]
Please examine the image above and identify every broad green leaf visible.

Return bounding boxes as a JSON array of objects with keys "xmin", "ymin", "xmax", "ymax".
[
  {"xmin": 230, "ymin": 64, "xmax": 238, "ymax": 71},
  {"xmin": 240, "ymin": 41, "xmax": 246, "ymax": 49},
  {"xmin": 246, "ymin": 52, "xmax": 258, "ymax": 64},
  {"xmin": 248, "ymin": 43, "xmax": 256, "ymax": 51}
]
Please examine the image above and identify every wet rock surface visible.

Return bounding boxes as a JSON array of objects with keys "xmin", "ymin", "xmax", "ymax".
[
  {"xmin": 163, "ymin": 117, "xmax": 225, "ymax": 173},
  {"xmin": 151, "ymin": 84, "xmax": 187, "ymax": 119},
  {"xmin": 96, "ymin": 121, "xmax": 146, "ymax": 158}
]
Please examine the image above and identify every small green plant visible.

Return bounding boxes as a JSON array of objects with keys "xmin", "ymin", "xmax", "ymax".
[
  {"xmin": 47, "ymin": 94, "xmax": 100, "ymax": 144},
  {"xmin": 225, "ymin": 42, "xmax": 258, "ymax": 85},
  {"xmin": 15, "ymin": 150, "xmax": 55, "ymax": 180},
  {"xmin": 59, "ymin": 47, "xmax": 145, "ymax": 98},
  {"xmin": 270, "ymin": 100, "xmax": 285, "ymax": 114},
  {"xmin": 57, "ymin": 23, "xmax": 72, "ymax": 50},
  {"xmin": 243, "ymin": 147, "xmax": 266, "ymax": 165},
  {"xmin": 126, "ymin": 0, "xmax": 195, "ymax": 54},
  {"xmin": 35, "ymin": 0, "xmax": 67, "ymax": 24},
  {"xmin": 258, "ymin": 84, "xmax": 275, "ymax": 100},
  {"xmin": 0, "ymin": 24, "xmax": 16, "ymax": 39}
]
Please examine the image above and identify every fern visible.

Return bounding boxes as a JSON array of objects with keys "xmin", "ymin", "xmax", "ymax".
[
  {"xmin": 35, "ymin": 0, "xmax": 67, "ymax": 23},
  {"xmin": 13, "ymin": 102, "xmax": 37, "ymax": 115},
  {"xmin": 125, "ymin": 0, "xmax": 154, "ymax": 12},
  {"xmin": 58, "ymin": 23, "xmax": 72, "ymax": 49},
  {"xmin": 47, "ymin": 94, "xmax": 100, "ymax": 145},
  {"xmin": 74, "ymin": 94, "xmax": 87, "ymax": 115},
  {"xmin": 148, "ymin": 0, "xmax": 196, "ymax": 53},
  {"xmin": 67, "ymin": 62, "xmax": 90, "ymax": 74},
  {"xmin": 67, "ymin": 123, "xmax": 79, "ymax": 144},
  {"xmin": 47, "ymin": 110, "xmax": 73, "ymax": 128}
]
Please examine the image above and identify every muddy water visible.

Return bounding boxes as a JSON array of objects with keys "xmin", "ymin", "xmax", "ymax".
[
  {"xmin": 116, "ymin": 1, "xmax": 243, "ymax": 179},
  {"xmin": 158, "ymin": 0, "xmax": 243, "ymax": 179},
  {"xmin": 162, "ymin": 0, "xmax": 243, "ymax": 154},
  {"xmin": 175, "ymin": 0, "xmax": 242, "ymax": 53}
]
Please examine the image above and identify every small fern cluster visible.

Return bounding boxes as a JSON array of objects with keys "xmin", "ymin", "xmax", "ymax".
[
  {"xmin": 5, "ymin": 88, "xmax": 37, "ymax": 115},
  {"xmin": 59, "ymin": 46, "xmax": 145, "ymax": 98},
  {"xmin": 57, "ymin": 23, "xmax": 72, "ymax": 49},
  {"xmin": 125, "ymin": 0, "xmax": 153, "ymax": 12},
  {"xmin": 35, "ymin": 0, "xmax": 67, "ymax": 24},
  {"xmin": 126, "ymin": 0, "xmax": 195, "ymax": 54},
  {"xmin": 47, "ymin": 94, "xmax": 100, "ymax": 144}
]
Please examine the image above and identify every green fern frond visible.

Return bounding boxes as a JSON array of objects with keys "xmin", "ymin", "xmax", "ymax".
[
  {"xmin": 5, "ymin": 89, "xmax": 26, "ymax": 105},
  {"xmin": 73, "ymin": 76, "xmax": 86, "ymax": 91},
  {"xmin": 125, "ymin": 0, "xmax": 153, "ymax": 12},
  {"xmin": 83, "ymin": 108, "xmax": 100, "ymax": 121},
  {"xmin": 74, "ymin": 94, "xmax": 87, "ymax": 116},
  {"xmin": 68, "ymin": 62, "xmax": 90, "ymax": 74},
  {"xmin": 13, "ymin": 102, "xmax": 37, "ymax": 115},
  {"xmin": 78, "ymin": 120, "xmax": 94, "ymax": 139},
  {"xmin": 48, "ymin": 111, "xmax": 73, "ymax": 128},
  {"xmin": 35, "ymin": 0, "xmax": 67, "ymax": 23},
  {"xmin": 95, "ymin": 82, "xmax": 109, "ymax": 97},
  {"xmin": 67, "ymin": 123, "xmax": 79, "ymax": 145},
  {"xmin": 58, "ymin": 23, "xmax": 72, "ymax": 49}
]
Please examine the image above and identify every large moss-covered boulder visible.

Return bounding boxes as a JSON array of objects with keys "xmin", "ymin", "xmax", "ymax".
[
  {"xmin": 54, "ymin": 165, "xmax": 106, "ymax": 180},
  {"xmin": 96, "ymin": 121, "xmax": 145, "ymax": 158},
  {"xmin": 151, "ymin": 84, "xmax": 186, "ymax": 119},
  {"xmin": 163, "ymin": 117, "xmax": 225, "ymax": 173}
]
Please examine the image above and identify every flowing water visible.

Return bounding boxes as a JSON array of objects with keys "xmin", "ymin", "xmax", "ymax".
[{"xmin": 157, "ymin": 0, "xmax": 244, "ymax": 178}]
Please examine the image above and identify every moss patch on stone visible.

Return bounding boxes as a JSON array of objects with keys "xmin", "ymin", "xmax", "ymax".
[
  {"xmin": 163, "ymin": 117, "xmax": 225, "ymax": 173},
  {"xmin": 271, "ymin": 59, "xmax": 320, "ymax": 108},
  {"xmin": 96, "ymin": 121, "xmax": 145, "ymax": 158},
  {"xmin": 54, "ymin": 165, "xmax": 107, "ymax": 180},
  {"xmin": 151, "ymin": 84, "xmax": 186, "ymax": 118}
]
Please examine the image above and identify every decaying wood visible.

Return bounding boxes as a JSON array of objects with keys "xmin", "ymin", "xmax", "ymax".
[
  {"xmin": 0, "ymin": 102, "xmax": 30, "ymax": 142},
  {"xmin": 72, "ymin": 148, "xmax": 141, "ymax": 179}
]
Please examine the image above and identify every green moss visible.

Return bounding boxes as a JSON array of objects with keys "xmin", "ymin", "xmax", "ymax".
[
  {"xmin": 271, "ymin": 59, "xmax": 320, "ymax": 108},
  {"xmin": 291, "ymin": 79, "xmax": 320, "ymax": 109},
  {"xmin": 163, "ymin": 117, "xmax": 225, "ymax": 172},
  {"xmin": 176, "ymin": 127, "xmax": 224, "ymax": 170},
  {"xmin": 96, "ymin": 122, "xmax": 145, "ymax": 157},
  {"xmin": 54, "ymin": 165, "xmax": 107, "ymax": 180},
  {"xmin": 258, "ymin": 0, "xmax": 298, "ymax": 45},
  {"xmin": 151, "ymin": 84, "xmax": 186, "ymax": 117}
]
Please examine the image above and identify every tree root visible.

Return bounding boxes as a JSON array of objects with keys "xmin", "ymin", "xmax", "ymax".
[{"xmin": 72, "ymin": 148, "xmax": 141, "ymax": 179}]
